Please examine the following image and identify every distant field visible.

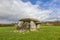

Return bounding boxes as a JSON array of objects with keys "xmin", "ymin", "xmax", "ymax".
[{"xmin": 0, "ymin": 26, "xmax": 60, "ymax": 40}]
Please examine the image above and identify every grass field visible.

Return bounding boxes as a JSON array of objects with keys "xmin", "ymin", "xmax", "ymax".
[{"xmin": 0, "ymin": 26, "xmax": 60, "ymax": 40}]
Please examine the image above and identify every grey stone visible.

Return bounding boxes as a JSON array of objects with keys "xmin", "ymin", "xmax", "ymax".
[
  {"xmin": 30, "ymin": 21, "xmax": 37, "ymax": 31},
  {"xmin": 36, "ymin": 24, "xmax": 40, "ymax": 30},
  {"xmin": 16, "ymin": 21, "xmax": 24, "ymax": 30}
]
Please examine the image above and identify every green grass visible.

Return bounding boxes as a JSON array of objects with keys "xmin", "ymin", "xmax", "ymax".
[{"xmin": 0, "ymin": 26, "xmax": 60, "ymax": 40}]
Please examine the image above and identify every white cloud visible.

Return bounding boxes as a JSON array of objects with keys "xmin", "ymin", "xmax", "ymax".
[
  {"xmin": 0, "ymin": 0, "xmax": 56, "ymax": 23},
  {"xmin": 36, "ymin": 0, "xmax": 60, "ymax": 21}
]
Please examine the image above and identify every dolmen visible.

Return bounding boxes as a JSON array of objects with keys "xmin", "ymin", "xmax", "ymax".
[{"xmin": 16, "ymin": 18, "xmax": 41, "ymax": 32}]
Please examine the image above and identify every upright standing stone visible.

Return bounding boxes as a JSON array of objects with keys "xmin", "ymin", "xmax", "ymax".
[
  {"xmin": 36, "ymin": 24, "xmax": 40, "ymax": 30},
  {"xmin": 21, "ymin": 22, "xmax": 30, "ymax": 32},
  {"xmin": 30, "ymin": 21, "xmax": 37, "ymax": 31},
  {"xmin": 16, "ymin": 21, "xmax": 24, "ymax": 30},
  {"xmin": 24, "ymin": 22, "xmax": 30, "ymax": 30},
  {"xmin": 23, "ymin": 22, "xmax": 29, "ymax": 29}
]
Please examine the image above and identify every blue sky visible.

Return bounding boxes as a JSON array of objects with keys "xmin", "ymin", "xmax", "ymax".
[
  {"xmin": 0, "ymin": 0, "xmax": 60, "ymax": 24},
  {"xmin": 22, "ymin": 0, "xmax": 60, "ymax": 9},
  {"xmin": 21, "ymin": 0, "xmax": 60, "ymax": 21}
]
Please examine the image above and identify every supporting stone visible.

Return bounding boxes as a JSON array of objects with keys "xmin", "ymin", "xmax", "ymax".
[
  {"xmin": 30, "ymin": 21, "xmax": 37, "ymax": 31},
  {"xmin": 16, "ymin": 21, "xmax": 24, "ymax": 30},
  {"xmin": 36, "ymin": 24, "xmax": 40, "ymax": 30},
  {"xmin": 21, "ymin": 22, "xmax": 30, "ymax": 32}
]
